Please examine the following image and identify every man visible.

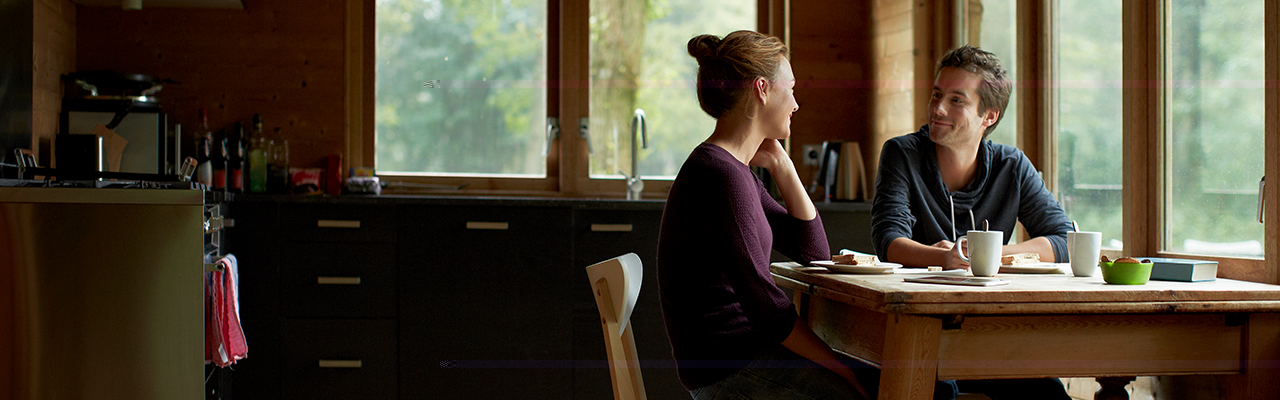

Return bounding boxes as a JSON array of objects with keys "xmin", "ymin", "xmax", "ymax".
[{"xmin": 870, "ymin": 45, "xmax": 1073, "ymax": 400}]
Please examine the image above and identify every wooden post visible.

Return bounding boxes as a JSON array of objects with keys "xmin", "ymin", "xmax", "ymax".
[{"xmin": 879, "ymin": 313, "xmax": 942, "ymax": 400}]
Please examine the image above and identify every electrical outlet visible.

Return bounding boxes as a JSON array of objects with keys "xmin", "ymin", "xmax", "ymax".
[{"xmin": 802, "ymin": 144, "xmax": 821, "ymax": 166}]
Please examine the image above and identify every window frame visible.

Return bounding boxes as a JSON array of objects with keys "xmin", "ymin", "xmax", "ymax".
[
  {"xmin": 1053, "ymin": 0, "xmax": 1274, "ymax": 282},
  {"xmin": 943, "ymin": 0, "xmax": 1275, "ymax": 282},
  {"xmin": 351, "ymin": 0, "xmax": 782, "ymax": 198}
]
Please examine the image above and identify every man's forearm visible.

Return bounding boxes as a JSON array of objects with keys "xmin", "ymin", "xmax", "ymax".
[
  {"xmin": 1002, "ymin": 236, "xmax": 1056, "ymax": 262},
  {"xmin": 885, "ymin": 237, "xmax": 950, "ymax": 268}
]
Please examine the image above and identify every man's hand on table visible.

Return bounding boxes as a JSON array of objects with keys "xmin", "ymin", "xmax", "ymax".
[{"xmin": 933, "ymin": 239, "xmax": 971, "ymax": 271}]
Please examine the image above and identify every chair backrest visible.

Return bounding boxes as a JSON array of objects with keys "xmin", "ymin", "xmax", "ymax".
[{"xmin": 586, "ymin": 253, "xmax": 647, "ymax": 400}]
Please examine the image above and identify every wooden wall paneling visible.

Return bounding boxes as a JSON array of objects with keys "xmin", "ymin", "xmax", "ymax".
[
  {"xmin": 76, "ymin": 1, "xmax": 349, "ymax": 171},
  {"xmin": 871, "ymin": 0, "xmax": 917, "ymax": 196},
  {"xmin": 32, "ymin": 0, "xmax": 76, "ymax": 164},
  {"xmin": 787, "ymin": 0, "xmax": 874, "ymax": 195}
]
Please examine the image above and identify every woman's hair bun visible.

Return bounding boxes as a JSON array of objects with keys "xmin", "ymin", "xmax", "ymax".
[{"xmin": 687, "ymin": 34, "xmax": 722, "ymax": 61}]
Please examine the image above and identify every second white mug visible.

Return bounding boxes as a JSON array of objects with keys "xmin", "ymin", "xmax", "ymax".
[{"xmin": 1067, "ymin": 231, "xmax": 1103, "ymax": 277}]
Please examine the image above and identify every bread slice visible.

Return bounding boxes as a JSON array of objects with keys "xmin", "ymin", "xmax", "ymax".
[
  {"xmin": 832, "ymin": 254, "xmax": 879, "ymax": 266},
  {"xmin": 1001, "ymin": 252, "xmax": 1040, "ymax": 265}
]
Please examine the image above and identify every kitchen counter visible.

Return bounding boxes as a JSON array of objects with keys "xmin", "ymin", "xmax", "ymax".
[{"xmin": 224, "ymin": 192, "xmax": 871, "ymax": 213}]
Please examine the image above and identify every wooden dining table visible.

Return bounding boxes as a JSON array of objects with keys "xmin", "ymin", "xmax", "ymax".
[{"xmin": 769, "ymin": 262, "xmax": 1280, "ymax": 400}]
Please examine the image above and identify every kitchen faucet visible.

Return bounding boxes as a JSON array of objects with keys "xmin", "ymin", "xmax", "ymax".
[{"xmin": 622, "ymin": 109, "xmax": 648, "ymax": 200}]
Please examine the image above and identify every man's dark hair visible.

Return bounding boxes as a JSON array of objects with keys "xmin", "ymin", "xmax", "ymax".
[{"xmin": 936, "ymin": 45, "xmax": 1012, "ymax": 139}]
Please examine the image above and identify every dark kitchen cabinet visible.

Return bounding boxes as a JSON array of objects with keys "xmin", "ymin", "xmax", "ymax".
[
  {"xmin": 398, "ymin": 205, "xmax": 574, "ymax": 400},
  {"xmin": 224, "ymin": 201, "xmax": 283, "ymax": 400},
  {"xmin": 280, "ymin": 319, "xmax": 397, "ymax": 400},
  {"xmin": 228, "ymin": 201, "xmax": 399, "ymax": 400},
  {"xmin": 817, "ymin": 202, "xmax": 874, "ymax": 254},
  {"xmin": 570, "ymin": 207, "xmax": 686, "ymax": 400}
]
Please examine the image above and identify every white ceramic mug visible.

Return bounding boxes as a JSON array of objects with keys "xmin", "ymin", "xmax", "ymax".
[
  {"xmin": 958, "ymin": 230, "xmax": 1003, "ymax": 277},
  {"xmin": 1067, "ymin": 231, "xmax": 1102, "ymax": 277}
]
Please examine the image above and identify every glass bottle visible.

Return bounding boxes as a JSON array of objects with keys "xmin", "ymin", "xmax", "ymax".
[
  {"xmin": 267, "ymin": 135, "xmax": 290, "ymax": 194},
  {"xmin": 195, "ymin": 108, "xmax": 213, "ymax": 187},
  {"xmin": 212, "ymin": 128, "xmax": 227, "ymax": 191},
  {"xmin": 228, "ymin": 121, "xmax": 244, "ymax": 193},
  {"xmin": 248, "ymin": 114, "xmax": 268, "ymax": 193}
]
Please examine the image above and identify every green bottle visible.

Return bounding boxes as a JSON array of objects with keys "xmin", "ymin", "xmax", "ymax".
[{"xmin": 248, "ymin": 114, "xmax": 268, "ymax": 192}]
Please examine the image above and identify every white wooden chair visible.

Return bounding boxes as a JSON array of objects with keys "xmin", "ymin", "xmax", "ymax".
[{"xmin": 586, "ymin": 253, "xmax": 647, "ymax": 400}]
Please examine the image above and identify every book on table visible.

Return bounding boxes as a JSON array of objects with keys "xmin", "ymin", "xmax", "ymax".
[{"xmin": 1142, "ymin": 257, "xmax": 1218, "ymax": 282}]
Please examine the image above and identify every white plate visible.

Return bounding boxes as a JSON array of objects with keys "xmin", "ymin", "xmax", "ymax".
[
  {"xmin": 999, "ymin": 263, "xmax": 1067, "ymax": 274},
  {"xmin": 893, "ymin": 268, "xmax": 969, "ymax": 276},
  {"xmin": 811, "ymin": 260, "xmax": 902, "ymax": 274}
]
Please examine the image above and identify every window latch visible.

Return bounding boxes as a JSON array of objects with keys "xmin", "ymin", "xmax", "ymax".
[
  {"xmin": 542, "ymin": 117, "xmax": 560, "ymax": 156},
  {"xmin": 579, "ymin": 117, "xmax": 593, "ymax": 155},
  {"xmin": 1259, "ymin": 176, "xmax": 1265, "ymax": 224}
]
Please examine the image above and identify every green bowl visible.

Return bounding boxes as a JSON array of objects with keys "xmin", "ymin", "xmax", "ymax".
[{"xmin": 1100, "ymin": 261, "xmax": 1153, "ymax": 285}]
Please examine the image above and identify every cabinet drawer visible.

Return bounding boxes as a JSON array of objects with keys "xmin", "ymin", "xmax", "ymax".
[
  {"xmin": 281, "ymin": 319, "xmax": 396, "ymax": 400},
  {"xmin": 282, "ymin": 242, "xmax": 396, "ymax": 318},
  {"xmin": 279, "ymin": 204, "xmax": 396, "ymax": 242}
]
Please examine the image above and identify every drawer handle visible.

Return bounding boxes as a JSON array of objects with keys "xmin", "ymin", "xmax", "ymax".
[
  {"xmin": 317, "ymin": 219, "xmax": 361, "ymax": 228},
  {"xmin": 590, "ymin": 224, "xmax": 633, "ymax": 232},
  {"xmin": 318, "ymin": 359, "xmax": 363, "ymax": 368},
  {"xmin": 466, "ymin": 221, "xmax": 509, "ymax": 230},
  {"xmin": 317, "ymin": 276, "xmax": 361, "ymax": 285}
]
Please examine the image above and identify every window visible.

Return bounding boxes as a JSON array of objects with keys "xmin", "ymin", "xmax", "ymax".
[
  {"xmin": 374, "ymin": 0, "xmax": 759, "ymax": 194},
  {"xmin": 588, "ymin": 0, "xmax": 756, "ymax": 179},
  {"xmin": 375, "ymin": 0, "xmax": 549, "ymax": 177},
  {"xmin": 1165, "ymin": 0, "xmax": 1265, "ymax": 257},
  {"xmin": 1055, "ymin": 0, "xmax": 1123, "ymax": 249}
]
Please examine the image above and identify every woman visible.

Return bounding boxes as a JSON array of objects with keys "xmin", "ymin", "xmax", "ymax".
[{"xmin": 656, "ymin": 30, "xmax": 871, "ymax": 400}]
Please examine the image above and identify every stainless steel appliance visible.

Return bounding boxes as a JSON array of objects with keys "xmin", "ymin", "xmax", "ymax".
[
  {"xmin": 0, "ymin": 183, "xmax": 209, "ymax": 399},
  {"xmin": 61, "ymin": 71, "xmax": 171, "ymax": 175}
]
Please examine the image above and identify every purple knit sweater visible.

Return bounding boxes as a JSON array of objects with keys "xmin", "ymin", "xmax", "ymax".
[{"xmin": 656, "ymin": 143, "xmax": 830, "ymax": 390}]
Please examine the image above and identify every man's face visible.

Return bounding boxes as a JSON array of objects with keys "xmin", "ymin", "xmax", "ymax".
[{"xmin": 927, "ymin": 67, "xmax": 998, "ymax": 149}]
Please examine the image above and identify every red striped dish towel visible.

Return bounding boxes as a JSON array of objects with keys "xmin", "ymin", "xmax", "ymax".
[{"xmin": 206, "ymin": 254, "xmax": 248, "ymax": 367}]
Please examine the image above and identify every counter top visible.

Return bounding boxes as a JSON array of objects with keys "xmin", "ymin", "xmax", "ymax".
[
  {"xmin": 226, "ymin": 193, "xmax": 872, "ymax": 212},
  {"xmin": 0, "ymin": 186, "xmax": 206, "ymax": 205}
]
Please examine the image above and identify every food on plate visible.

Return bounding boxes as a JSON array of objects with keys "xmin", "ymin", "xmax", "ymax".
[
  {"xmin": 1001, "ymin": 252, "xmax": 1040, "ymax": 265},
  {"xmin": 1100, "ymin": 254, "xmax": 1111, "ymax": 263},
  {"xmin": 1113, "ymin": 257, "xmax": 1150, "ymax": 264},
  {"xmin": 831, "ymin": 253, "xmax": 878, "ymax": 266}
]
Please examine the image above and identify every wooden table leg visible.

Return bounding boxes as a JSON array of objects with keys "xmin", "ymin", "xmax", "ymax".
[
  {"xmin": 879, "ymin": 314, "xmax": 942, "ymax": 400},
  {"xmin": 1094, "ymin": 376, "xmax": 1134, "ymax": 400}
]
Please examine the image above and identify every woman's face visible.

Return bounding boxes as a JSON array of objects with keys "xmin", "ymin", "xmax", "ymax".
[{"xmin": 761, "ymin": 57, "xmax": 799, "ymax": 139}]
